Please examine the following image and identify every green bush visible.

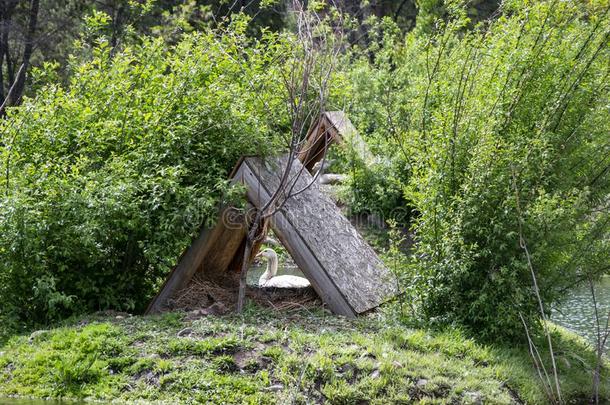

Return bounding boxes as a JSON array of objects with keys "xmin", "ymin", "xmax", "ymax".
[
  {"xmin": 329, "ymin": 146, "xmax": 411, "ymax": 225},
  {"xmin": 0, "ymin": 20, "xmax": 289, "ymax": 329},
  {"xmin": 346, "ymin": 0, "xmax": 610, "ymax": 339}
]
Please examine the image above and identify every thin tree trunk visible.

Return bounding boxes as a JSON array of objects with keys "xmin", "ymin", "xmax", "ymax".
[
  {"xmin": 0, "ymin": 47, "xmax": 4, "ymax": 102},
  {"xmin": 7, "ymin": 0, "xmax": 38, "ymax": 107},
  {"xmin": 588, "ymin": 277, "xmax": 609, "ymax": 405},
  {"xmin": 236, "ymin": 212, "xmax": 265, "ymax": 313},
  {"xmin": 110, "ymin": 3, "xmax": 125, "ymax": 51},
  {"xmin": 0, "ymin": 62, "xmax": 23, "ymax": 116},
  {"xmin": 2, "ymin": 0, "xmax": 18, "ymax": 84},
  {"xmin": 1, "ymin": 1, "xmax": 18, "ymax": 84},
  {"xmin": 0, "ymin": 0, "xmax": 5, "ymax": 100},
  {"xmin": 233, "ymin": 2, "xmax": 339, "ymax": 313},
  {"xmin": 236, "ymin": 238, "xmax": 253, "ymax": 313},
  {"xmin": 0, "ymin": 0, "xmax": 19, "ymax": 96}
]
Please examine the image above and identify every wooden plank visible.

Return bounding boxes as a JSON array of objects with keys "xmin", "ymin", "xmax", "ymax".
[
  {"xmin": 222, "ymin": 209, "xmax": 269, "ymax": 276},
  {"xmin": 239, "ymin": 155, "xmax": 396, "ymax": 314},
  {"xmin": 297, "ymin": 119, "xmax": 330, "ymax": 170},
  {"xmin": 146, "ymin": 205, "xmax": 251, "ymax": 312},
  {"xmin": 235, "ymin": 160, "xmax": 357, "ymax": 317},
  {"xmin": 202, "ymin": 207, "xmax": 248, "ymax": 278},
  {"xmin": 145, "ymin": 225, "xmax": 214, "ymax": 314}
]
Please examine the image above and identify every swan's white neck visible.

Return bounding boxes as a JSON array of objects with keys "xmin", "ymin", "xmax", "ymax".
[{"xmin": 259, "ymin": 250, "xmax": 278, "ymax": 284}]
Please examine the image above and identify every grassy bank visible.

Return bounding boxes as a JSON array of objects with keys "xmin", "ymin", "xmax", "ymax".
[{"xmin": 0, "ymin": 306, "xmax": 606, "ymax": 404}]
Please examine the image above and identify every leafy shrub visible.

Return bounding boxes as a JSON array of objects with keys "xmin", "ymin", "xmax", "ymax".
[
  {"xmin": 335, "ymin": 149, "xmax": 412, "ymax": 225},
  {"xmin": 346, "ymin": 1, "xmax": 610, "ymax": 339},
  {"xmin": 0, "ymin": 20, "xmax": 289, "ymax": 329}
]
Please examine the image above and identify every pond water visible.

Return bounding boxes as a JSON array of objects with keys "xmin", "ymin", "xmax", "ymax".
[{"xmin": 552, "ymin": 276, "xmax": 610, "ymax": 349}]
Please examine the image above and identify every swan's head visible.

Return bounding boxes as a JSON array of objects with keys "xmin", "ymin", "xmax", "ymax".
[
  {"xmin": 256, "ymin": 248, "xmax": 277, "ymax": 261},
  {"xmin": 257, "ymin": 248, "xmax": 278, "ymax": 285}
]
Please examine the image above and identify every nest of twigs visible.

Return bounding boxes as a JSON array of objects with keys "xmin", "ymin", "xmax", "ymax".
[{"xmin": 166, "ymin": 273, "xmax": 321, "ymax": 313}]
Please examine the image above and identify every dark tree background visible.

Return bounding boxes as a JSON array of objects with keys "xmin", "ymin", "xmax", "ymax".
[{"xmin": 0, "ymin": 0, "xmax": 502, "ymax": 111}]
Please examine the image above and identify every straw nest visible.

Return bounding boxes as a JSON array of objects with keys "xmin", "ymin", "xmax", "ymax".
[{"xmin": 166, "ymin": 273, "xmax": 321, "ymax": 313}]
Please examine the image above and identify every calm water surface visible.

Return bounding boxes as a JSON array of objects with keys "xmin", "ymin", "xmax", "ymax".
[{"xmin": 552, "ymin": 276, "xmax": 610, "ymax": 348}]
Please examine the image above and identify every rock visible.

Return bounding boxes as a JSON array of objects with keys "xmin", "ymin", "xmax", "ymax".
[
  {"xmin": 370, "ymin": 369, "xmax": 381, "ymax": 379},
  {"xmin": 265, "ymin": 384, "xmax": 284, "ymax": 392},
  {"xmin": 28, "ymin": 330, "xmax": 49, "ymax": 343},
  {"xmin": 359, "ymin": 351, "xmax": 375, "ymax": 359},
  {"xmin": 464, "ymin": 391, "xmax": 483, "ymax": 404},
  {"xmin": 319, "ymin": 173, "xmax": 347, "ymax": 185},
  {"xmin": 416, "ymin": 379, "xmax": 428, "ymax": 387},
  {"xmin": 203, "ymin": 302, "xmax": 228, "ymax": 316},
  {"xmin": 115, "ymin": 315, "xmax": 124, "ymax": 320},
  {"xmin": 392, "ymin": 361, "xmax": 403, "ymax": 368},
  {"xmin": 186, "ymin": 302, "xmax": 229, "ymax": 320},
  {"xmin": 177, "ymin": 327, "xmax": 193, "ymax": 337}
]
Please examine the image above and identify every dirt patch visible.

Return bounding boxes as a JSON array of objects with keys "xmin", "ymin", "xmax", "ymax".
[
  {"xmin": 133, "ymin": 370, "xmax": 161, "ymax": 387},
  {"xmin": 234, "ymin": 350, "xmax": 255, "ymax": 368},
  {"xmin": 501, "ymin": 382, "xmax": 525, "ymax": 404},
  {"xmin": 233, "ymin": 350, "xmax": 269, "ymax": 373}
]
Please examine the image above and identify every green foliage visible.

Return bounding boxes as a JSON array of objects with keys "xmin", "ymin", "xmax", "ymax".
[
  {"xmin": 162, "ymin": 336, "xmax": 242, "ymax": 357},
  {"xmin": 338, "ymin": 152, "xmax": 411, "ymax": 224},
  {"xmin": 213, "ymin": 355, "xmax": 239, "ymax": 373},
  {"xmin": 346, "ymin": 1, "xmax": 610, "ymax": 339},
  {"xmin": 0, "ymin": 323, "xmax": 129, "ymax": 398},
  {"xmin": 0, "ymin": 22, "xmax": 290, "ymax": 328},
  {"xmin": 1, "ymin": 0, "xmax": 607, "ymax": 351}
]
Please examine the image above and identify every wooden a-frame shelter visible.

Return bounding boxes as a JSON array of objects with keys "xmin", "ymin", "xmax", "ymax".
[{"xmin": 146, "ymin": 112, "xmax": 395, "ymax": 317}]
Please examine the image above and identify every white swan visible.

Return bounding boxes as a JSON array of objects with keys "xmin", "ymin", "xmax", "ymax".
[{"xmin": 256, "ymin": 248, "xmax": 311, "ymax": 288}]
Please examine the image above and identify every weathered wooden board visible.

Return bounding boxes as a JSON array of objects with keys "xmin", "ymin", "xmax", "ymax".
[
  {"xmin": 146, "ymin": 225, "xmax": 213, "ymax": 314},
  {"xmin": 146, "ymin": 206, "xmax": 248, "ymax": 314},
  {"xmin": 236, "ymin": 155, "xmax": 396, "ymax": 315},
  {"xmin": 324, "ymin": 111, "xmax": 374, "ymax": 164},
  {"xmin": 197, "ymin": 207, "xmax": 248, "ymax": 280},
  {"xmin": 235, "ymin": 161, "xmax": 355, "ymax": 316}
]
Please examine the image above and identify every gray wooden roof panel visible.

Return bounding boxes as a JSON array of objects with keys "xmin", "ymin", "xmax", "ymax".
[{"xmin": 243, "ymin": 155, "xmax": 396, "ymax": 314}]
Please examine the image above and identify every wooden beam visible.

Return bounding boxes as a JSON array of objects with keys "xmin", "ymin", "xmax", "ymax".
[{"xmin": 145, "ymin": 225, "xmax": 214, "ymax": 314}]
